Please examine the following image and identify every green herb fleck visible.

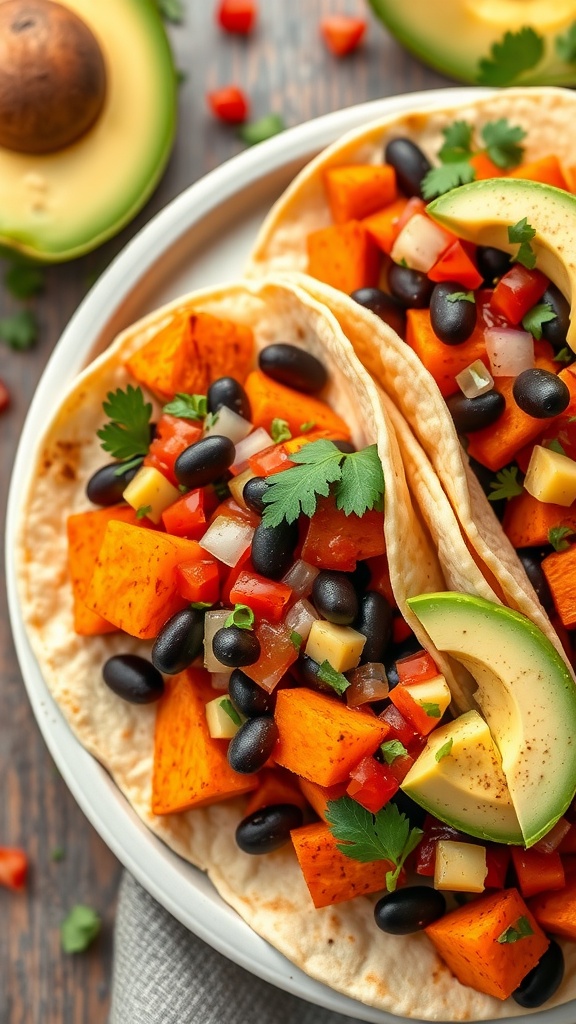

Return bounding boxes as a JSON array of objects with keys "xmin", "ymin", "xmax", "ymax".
[
  {"xmin": 61, "ymin": 905, "xmax": 101, "ymax": 954},
  {"xmin": 554, "ymin": 347, "xmax": 574, "ymax": 365},
  {"xmin": 271, "ymin": 418, "xmax": 292, "ymax": 444},
  {"xmin": 420, "ymin": 701, "xmax": 441, "ymax": 719},
  {"xmin": 190, "ymin": 601, "xmax": 213, "ymax": 610},
  {"xmin": 488, "ymin": 466, "xmax": 524, "ymax": 502},
  {"xmin": 421, "ymin": 160, "xmax": 476, "ymax": 201},
  {"xmin": 300, "ymin": 421, "xmax": 316, "ymax": 433},
  {"xmin": 155, "ymin": 0, "xmax": 184, "ymax": 23},
  {"xmin": 51, "ymin": 847, "xmax": 66, "ymax": 863},
  {"xmin": 522, "ymin": 303, "xmax": 556, "ymax": 341},
  {"xmin": 477, "ymin": 27, "xmax": 544, "ymax": 86},
  {"xmin": 556, "ymin": 22, "xmax": 576, "ymax": 64},
  {"xmin": 497, "ymin": 915, "xmax": 534, "ymax": 944},
  {"xmin": 548, "ymin": 525, "xmax": 574, "ymax": 553},
  {"xmin": 381, "ymin": 740, "xmax": 408, "ymax": 765},
  {"xmin": 435, "ymin": 738, "xmax": 454, "ymax": 762},
  {"xmin": 290, "ymin": 630, "xmax": 303, "ymax": 651},
  {"xmin": 480, "ymin": 119, "xmax": 526, "ymax": 170},
  {"xmin": 163, "ymin": 393, "xmax": 207, "ymax": 420},
  {"xmin": 136, "ymin": 505, "xmax": 152, "ymax": 520},
  {"xmin": 325, "ymin": 797, "xmax": 423, "ymax": 892},
  {"xmin": 113, "ymin": 456, "xmax": 144, "ymax": 477},
  {"xmin": 239, "ymin": 114, "xmax": 285, "ymax": 146},
  {"xmin": 397, "ymin": 257, "xmax": 409, "ymax": 268},
  {"xmin": 0, "ymin": 309, "xmax": 38, "ymax": 350},
  {"xmin": 4, "ymin": 263, "xmax": 45, "ymax": 299},
  {"xmin": 317, "ymin": 660, "xmax": 350, "ymax": 696},
  {"xmin": 508, "ymin": 218, "xmax": 536, "ymax": 270},
  {"xmin": 225, "ymin": 604, "xmax": 255, "ymax": 630},
  {"xmin": 438, "ymin": 121, "xmax": 473, "ymax": 163},
  {"xmin": 546, "ymin": 438, "xmax": 566, "ymax": 457},
  {"xmin": 97, "ymin": 386, "xmax": 152, "ymax": 462},
  {"xmin": 176, "ymin": 68, "xmax": 188, "ymax": 86},
  {"xmin": 446, "ymin": 291, "xmax": 475, "ymax": 304},
  {"xmin": 220, "ymin": 698, "xmax": 242, "ymax": 727},
  {"xmin": 204, "ymin": 411, "xmax": 219, "ymax": 430}
]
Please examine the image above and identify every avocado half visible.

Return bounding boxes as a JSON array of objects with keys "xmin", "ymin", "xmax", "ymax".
[
  {"xmin": 368, "ymin": 0, "xmax": 576, "ymax": 87},
  {"xmin": 427, "ymin": 178, "xmax": 576, "ymax": 352},
  {"xmin": 0, "ymin": 0, "xmax": 177, "ymax": 262}
]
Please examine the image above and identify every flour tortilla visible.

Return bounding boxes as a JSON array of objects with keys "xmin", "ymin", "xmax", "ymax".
[{"xmin": 15, "ymin": 276, "xmax": 576, "ymax": 1020}]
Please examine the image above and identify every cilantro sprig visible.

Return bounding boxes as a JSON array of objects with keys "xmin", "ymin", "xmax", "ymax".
[
  {"xmin": 477, "ymin": 28, "xmax": 544, "ymax": 86},
  {"xmin": 548, "ymin": 525, "xmax": 574, "ymax": 553},
  {"xmin": 556, "ymin": 22, "xmax": 576, "ymax": 64},
  {"xmin": 422, "ymin": 118, "xmax": 526, "ymax": 200},
  {"xmin": 163, "ymin": 393, "xmax": 207, "ymax": 420},
  {"xmin": 97, "ymin": 385, "xmax": 152, "ymax": 462},
  {"xmin": 497, "ymin": 915, "xmax": 534, "ymax": 944},
  {"xmin": 522, "ymin": 303, "xmax": 556, "ymax": 341},
  {"xmin": 447, "ymin": 291, "xmax": 474, "ymax": 304},
  {"xmin": 381, "ymin": 740, "xmax": 408, "ymax": 765},
  {"xmin": 271, "ymin": 418, "xmax": 292, "ymax": 444},
  {"xmin": 261, "ymin": 440, "xmax": 384, "ymax": 527},
  {"xmin": 0, "ymin": 309, "xmax": 38, "ymax": 350},
  {"xmin": 435, "ymin": 738, "xmax": 453, "ymax": 763},
  {"xmin": 326, "ymin": 798, "xmax": 423, "ymax": 892},
  {"xmin": 317, "ymin": 660, "xmax": 350, "ymax": 696},
  {"xmin": 508, "ymin": 218, "xmax": 537, "ymax": 270},
  {"xmin": 61, "ymin": 905, "xmax": 101, "ymax": 953},
  {"xmin": 488, "ymin": 466, "xmax": 523, "ymax": 502}
]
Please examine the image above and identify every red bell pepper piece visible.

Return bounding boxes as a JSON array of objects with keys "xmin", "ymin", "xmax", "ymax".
[
  {"xmin": 162, "ymin": 489, "xmax": 206, "ymax": 539},
  {"xmin": 144, "ymin": 415, "xmax": 202, "ymax": 487},
  {"xmin": 428, "ymin": 240, "xmax": 483, "ymax": 290},
  {"xmin": 346, "ymin": 755, "xmax": 398, "ymax": 812},
  {"xmin": 216, "ymin": 0, "xmax": 256, "ymax": 33},
  {"xmin": 396, "ymin": 651, "xmax": 438, "ymax": 686},
  {"xmin": 249, "ymin": 443, "xmax": 295, "ymax": 477},
  {"xmin": 221, "ymin": 550, "xmax": 254, "ymax": 605},
  {"xmin": 207, "ymin": 85, "xmax": 249, "ymax": 124},
  {"xmin": 176, "ymin": 556, "xmax": 220, "ymax": 605},
  {"xmin": 379, "ymin": 703, "xmax": 420, "ymax": 749},
  {"xmin": 0, "ymin": 378, "xmax": 10, "ymax": 413},
  {"xmin": 209, "ymin": 497, "xmax": 260, "ymax": 529},
  {"xmin": 392, "ymin": 615, "xmax": 413, "ymax": 644},
  {"xmin": 320, "ymin": 15, "xmax": 366, "ymax": 57},
  {"xmin": 229, "ymin": 571, "xmax": 293, "ymax": 623},
  {"xmin": 301, "ymin": 496, "xmax": 385, "ymax": 571},
  {"xmin": 385, "ymin": 751, "xmax": 415, "ymax": 784},
  {"xmin": 485, "ymin": 845, "xmax": 511, "ymax": 889},
  {"xmin": 388, "ymin": 684, "xmax": 440, "ymax": 737},
  {"xmin": 490, "ymin": 266, "xmax": 549, "ymax": 325},
  {"xmin": 511, "ymin": 847, "xmax": 565, "ymax": 898},
  {"xmin": 0, "ymin": 847, "xmax": 28, "ymax": 891}
]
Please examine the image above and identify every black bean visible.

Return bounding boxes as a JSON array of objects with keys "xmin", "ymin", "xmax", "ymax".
[
  {"xmin": 390, "ymin": 791, "xmax": 427, "ymax": 828},
  {"xmin": 332, "ymin": 440, "xmax": 356, "ymax": 454},
  {"xmin": 518, "ymin": 548, "xmax": 554, "ymax": 612},
  {"xmin": 235, "ymin": 804, "xmax": 304, "ymax": 854},
  {"xmin": 447, "ymin": 390, "xmax": 505, "ymax": 434},
  {"xmin": 296, "ymin": 653, "xmax": 323, "ymax": 688},
  {"xmin": 175, "ymin": 435, "xmax": 235, "ymax": 489},
  {"xmin": 467, "ymin": 455, "xmax": 505, "ymax": 521},
  {"xmin": 229, "ymin": 669, "xmax": 275, "ymax": 717},
  {"xmin": 350, "ymin": 287, "xmax": 406, "ymax": 336},
  {"xmin": 388, "ymin": 264, "xmax": 434, "ymax": 309},
  {"xmin": 151, "ymin": 607, "xmax": 204, "ymax": 675},
  {"xmin": 85, "ymin": 461, "xmax": 139, "ymax": 506},
  {"xmin": 102, "ymin": 654, "xmax": 164, "ymax": 704},
  {"xmin": 385, "ymin": 640, "xmax": 425, "ymax": 691},
  {"xmin": 540, "ymin": 285, "xmax": 571, "ymax": 351},
  {"xmin": 355, "ymin": 591, "xmax": 393, "ymax": 663},
  {"xmin": 207, "ymin": 376, "xmax": 251, "ymax": 420},
  {"xmin": 384, "ymin": 137, "xmax": 431, "ymax": 198},
  {"xmin": 228, "ymin": 716, "xmax": 278, "ymax": 774},
  {"xmin": 242, "ymin": 475, "xmax": 269, "ymax": 515},
  {"xmin": 348, "ymin": 560, "xmax": 371, "ymax": 595},
  {"xmin": 212, "ymin": 626, "xmax": 261, "ymax": 667},
  {"xmin": 258, "ymin": 343, "xmax": 327, "ymax": 394},
  {"xmin": 512, "ymin": 368, "xmax": 570, "ymax": 419},
  {"xmin": 430, "ymin": 282, "xmax": 477, "ymax": 345},
  {"xmin": 312, "ymin": 571, "xmax": 358, "ymax": 625},
  {"xmin": 251, "ymin": 520, "xmax": 299, "ymax": 580},
  {"xmin": 476, "ymin": 246, "xmax": 512, "ymax": 286},
  {"xmin": 374, "ymin": 886, "xmax": 446, "ymax": 934},
  {"xmin": 512, "ymin": 940, "xmax": 564, "ymax": 1008}
]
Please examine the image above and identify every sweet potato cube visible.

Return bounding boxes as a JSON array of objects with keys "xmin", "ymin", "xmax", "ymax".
[
  {"xmin": 405, "ymin": 308, "xmax": 488, "ymax": 399},
  {"xmin": 152, "ymin": 669, "xmax": 257, "ymax": 814},
  {"xmin": 542, "ymin": 544, "xmax": 576, "ymax": 629},
  {"xmin": 274, "ymin": 687, "xmax": 389, "ymax": 786},
  {"xmin": 298, "ymin": 778, "xmax": 348, "ymax": 821},
  {"xmin": 307, "ymin": 220, "xmax": 380, "ymax": 293},
  {"xmin": 245, "ymin": 768, "xmax": 308, "ymax": 816},
  {"xmin": 67, "ymin": 504, "xmax": 141, "ymax": 635},
  {"xmin": 425, "ymin": 888, "xmax": 549, "ymax": 1000},
  {"xmin": 291, "ymin": 821, "xmax": 391, "ymax": 907},
  {"xmin": 502, "ymin": 490, "xmax": 576, "ymax": 549},
  {"xmin": 529, "ymin": 875, "xmax": 576, "ymax": 940},
  {"xmin": 324, "ymin": 164, "xmax": 397, "ymax": 224},
  {"xmin": 244, "ymin": 369, "xmax": 350, "ymax": 440},
  {"xmin": 85, "ymin": 521, "xmax": 203, "ymax": 639}
]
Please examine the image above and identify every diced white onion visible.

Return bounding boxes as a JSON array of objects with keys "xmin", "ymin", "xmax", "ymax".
[
  {"xmin": 485, "ymin": 328, "xmax": 534, "ymax": 378},
  {"xmin": 230, "ymin": 427, "xmax": 274, "ymax": 475},
  {"xmin": 455, "ymin": 359, "xmax": 495, "ymax": 399},
  {"xmin": 284, "ymin": 599, "xmax": 319, "ymax": 642},
  {"xmin": 203, "ymin": 406, "xmax": 253, "ymax": 444},
  {"xmin": 228, "ymin": 467, "xmax": 256, "ymax": 508},
  {"xmin": 199, "ymin": 515, "xmax": 254, "ymax": 567},
  {"xmin": 204, "ymin": 610, "xmax": 231, "ymax": 672},
  {"xmin": 390, "ymin": 213, "xmax": 452, "ymax": 273},
  {"xmin": 210, "ymin": 671, "xmax": 232, "ymax": 691},
  {"xmin": 281, "ymin": 559, "xmax": 319, "ymax": 598}
]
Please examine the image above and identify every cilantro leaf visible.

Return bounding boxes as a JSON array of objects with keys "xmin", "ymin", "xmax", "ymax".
[
  {"xmin": 317, "ymin": 660, "xmax": 350, "ymax": 696},
  {"xmin": 546, "ymin": 438, "xmax": 566, "ymax": 456},
  {"xmin": 435, "ymin": 738, "xmax": 453, "ymax": 762},
  {"xmin": 381, "ymin": 740, "xmax": 408, "ymax": 765},
  {"xmin": 97, "ymin": 385, "xmax": 153, "ymax": 461},
  {"xmin": 556, "ymin": 22, "xmax": 576, "ymax": 64},
  {"xmin": 447, "ymin": 291, "xmax": 474, "ymax": 304},
  {"xmin": 335, "ymin": 445, "xmax": 384, "ymax": 517},
  {"xmin": 163, "ymin": 393, "xmax": 207, "ymax": 420},
  {"xmin": 508, "ymin": 218, "xmax": 537, "ymax": 270},
  {"xmin": 548, "ymin": 525, "xmax": 574, "ymax": 552},
  {"xmin": 477, "ymin": 28, "xmax": 545, "ymax": 86},
  {"xmin": 522, "ymin": 303, "xmax": 556, "ymax": 341},
  {"xmin": 420, "ymin": 701, "xmax": 441, "ymax": 718},
  {"xmin": 225, "ymin": 604, "xmax": 255, "ymax": 630},
  {"xmin": 4, "ymin": 263, "xmax": 45, "ymax": 299},
  {"xmin": 190, "ymin": 601, "xmax": 213, "ymax": 610},
  {"xmin": 554, "ymin": 346, "xmax": 574, "ymax": 365},
  {"xmin": 61, "ymin": 905, "xmax": 101, "ymax": 954},
  {"xmin": 421, "ymin": 160, "xmax": 476, "ymax": 201},
  {"xmin": 488, "ymin": 466, "xmax": 524, "ymax": 501},
  {"xmin": 0, "ymin": 309, "xmax": 38, "ymax": 350},
  {"xmin": 481, "ymin": 119, "xmax": 526, "ymax": 170},
  {"xmin": 271, "ymin": 417, "xmax": 291, "ymax": 444},
  {"xmin": 51, "ymin": 847, "xmax": 66, "ymax": 862},
  {"xmin": 136, "ymin": 505, "xmax": 152, "ymax": 520},
  {"xmin": 325, "ymin": 797, "xmax": 423, "ymax": 891},
  {"xmin": 497, "ymin": 915, "xmax": 534, "ymax": 944},
  {"xmin": 239, "ymin": 114, "xmax": 285, "ymax": 146},
  {"xmin": 220, "ymin": 698, "xmax": 242, "ymax": 727},
  {"xmin": 438, "ymin": 121, "xmax": 473, "ymax": 163},
  {"xmin": 300, "ymin": 421, "xmax": 316, "ymax": 433},
  {"xmin": 155, "ymin": 0, "xmax": 184, "ymax": 23},
  {"xmin": 290, "ymin": 630, "xmax": 303, "ymax": 651}
]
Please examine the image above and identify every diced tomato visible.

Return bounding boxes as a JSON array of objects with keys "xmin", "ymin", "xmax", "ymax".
[
  {"xmin": 209, "ymin": 497, "xmax": 260, "ymax": 529},
  {"xmin": 144, "ymin": 415, "xmax": 202, "ymax": 487},
  {"xmin": 366, "ymin": 554, "xmax": 396, "ymax": 607},
  {"xmin": 229, "ymin": 571, "xmax": 292, "ymax": 622},
  {"xmin": 244, "ymin": 620, "xmax": 299, "ymax": 692},
  {"xmin": 207, "ymin": 85, "xmax": 249, "ymax": 124},
  {"xmin": 0, "ymin": 847, "xmax": 28, "ymax": 891},
  {"xmin": 176, "ymin": 556, "xmax": 220, "ymax": 605},
  {"xmin": 392, "ymin": 615, "xmax": 413, "ymax": 644},
  {"xmin": 216, "ymin": 0, "xmax": 256, "ymax": 33},
  {"xmin": 221, "ymin": 550, "xmax": 254, "ymax": 605},
  {"xmin": 162, "ymin": 489, "xmax": 206, "ymax": 538},
  {"xmin": 320, "ymin": 15, "xmax": 366, "ymax": 57},
  {"xmin": 490, "ymin": 265, "xmax": 549, "ymax": 325},
  {"xmin": 249, "ymin": 443, "xmax": 295, "ymax": 477},
  {"xmin": 511, "ymin": 847, "xmax": 565, "ymax": 898},
  {"xmin": 0, "ymin": 378, "xmax": 10, "ymax": 413},
  {"xmin": 385, "ymin": 751, "xmax": 415, "ymax": 784},
  {"xmin": 379, "ymin": 703, "xmax": 420, "ymax": 749},
  {"xmin": 428, "ymin": 240, "xmax": 483, "ymax": 290},
  {"xmin": 396, "ymin": 651, "xmax": 438, "ymax": 686},
  {"xmin": 301, "ymin": 496, "xmax": 385, "ymax": 571},
  {"xmin": 414, "ymin": 816, "xmax": 463, "ymax": 876},
  {"xmin": 347, "ymin": 755, "xmax": 398, "ymax": 812},
  {"xmin": 388, "ymin": 684, "xmax": 440, "ymax": 736},
  {"xmin": 484, "ymin": 845, "xmax": 511, "ymax": 889}
]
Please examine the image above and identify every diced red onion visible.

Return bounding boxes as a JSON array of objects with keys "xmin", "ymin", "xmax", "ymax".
[
  {"xmin": 210, "ymin": 671, "xmax": 232, "ymax": 691},
  {"xmin": 204, "ymin": 406, "xmax": 253, "ymax": 445},
  {"xmin": 533, "ymin": 817, "xmax": 571, "ymax": 854},
  {"xmin": 284, "ymin": 599, "xmax": 319, "ymax": 642},
  {"xmin": 230, "ymin": 427, "xmax": 274, "ymax": 476},
  {"xmin": 485, "ymin": 328, "xmax": 534, "ymax": 378},
  {"xmin": 228, "ymin": 467, "xmax": 255, "ymax": 508},
  {"xmin": 199, "ymin": 515, "xmax": 254, "ymax": 566},
  {"xmin": 390, "ymin": 214, "xmax": 452, "ymax": 273},
  {"xmin": 346, "ymin": 663, "xmax": 389, "ymax": 707},
  {"xmin": 455, "ymin": 359, "xmax": 494, "ymax": 399},
  {"xmin": 204, "ymin": 611, "xmax": 231, "ymax": 672},
  {"xmin": 281, "ymin": 559, "xmax": 319, "ymax": 598}
]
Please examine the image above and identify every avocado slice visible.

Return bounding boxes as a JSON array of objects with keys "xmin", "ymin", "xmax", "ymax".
[
  {"xmin": 0, "ymin": 0, "xmax": 176, "ymax": 261},
  {"xmin": 367, "ymin": 0, "xmax": 576, "ymax": 86},
  {"xmin": 407, "ymin": 592, "xmax": 576, "ymax": 847},
  {"xmin": 427, "ymin": 178, "xmax": 576, "ymax": 351},
  {"xmin": 401, "ymin": 709, "xmax": 523, "ymax": 844}
]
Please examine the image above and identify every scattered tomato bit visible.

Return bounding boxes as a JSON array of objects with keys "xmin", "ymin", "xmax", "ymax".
[
  {"xmin": 320, "ymin": 15, "xmax": 366, "ymax": 57},
  {"xmin": 0, "ymin": 378, "xmax": 9, "ymax": 413},
  {"xmin": 216, "ymin": 0, "xmax": 257, "ymax": 33},
  {"xmin": 0, "ymin": 847, "xmax": 28, "ymax": 891},
  {"xmin": 207, "ymin": 85, "xmax": 250, "ymax": 124}
]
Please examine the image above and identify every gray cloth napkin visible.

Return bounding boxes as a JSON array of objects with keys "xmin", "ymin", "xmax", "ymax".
[{"xmin": 110, "ymin": 872, "xmax": 362, "ymax": 1024}]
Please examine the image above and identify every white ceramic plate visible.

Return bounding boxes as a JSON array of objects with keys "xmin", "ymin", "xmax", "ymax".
[{"xmin": 7, "ymin": 87, "xmax": 575, "ymax": 1024}]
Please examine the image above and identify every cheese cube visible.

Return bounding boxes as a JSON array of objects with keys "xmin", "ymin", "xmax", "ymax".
[
  {"xmin": 524, "ymin": 445, "xmax": 576, "ymax": 507},
  {"xmin": 434, "ymin": 840, "xmax": 487, "ymax": 893},
  {"xmin": 404, "ymin": 675, "xmax": 451, "ymax": 720},
  {"xmin": 305, "ymin": 619, "xmax": 366, "ymax": 673},
  {"xmin": 123, "ymin": 465, "xmax": 181, "ymax": 524},
  {"xmin": 205, "ymin": 696, "xmax": 244, "ymax": 739}
]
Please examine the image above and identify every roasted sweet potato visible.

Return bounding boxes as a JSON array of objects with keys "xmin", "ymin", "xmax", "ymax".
[
  {"xmin": 306, "ymin": 220, "xmax": 380, "ymax": 293},
  {"xmin": 291, "ymin": 821, "xmax": 391, "ymax": 907},
  {"xmin": 244, "ymin": 369, "xmax": 351, "ymax": 440},
  {"xmin": 324, "ymin": 164, "xmax": 397, "ymax": 224}
]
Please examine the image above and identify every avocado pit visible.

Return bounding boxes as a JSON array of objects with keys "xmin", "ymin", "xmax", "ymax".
[{"xmin": 0, "ymin": 0, "xmax": 106, "ymax": 154}]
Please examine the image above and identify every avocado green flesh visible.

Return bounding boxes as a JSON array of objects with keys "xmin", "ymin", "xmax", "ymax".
[
  {"xmin": 367, "ymin": 0, "xmax": 576, "ymax": 86},
  {"xmin": 407, "ymin": 592, "xmax": 576, "ymax": 847},
  {"xmin": 427, "ymin": 178, "xmax": 576, "ymax": 351},
  {"xmin": 0, "ymin": 0, "xmax": 176, "ymax": 262}
]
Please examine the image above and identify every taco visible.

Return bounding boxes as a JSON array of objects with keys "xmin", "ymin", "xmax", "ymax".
[{"xmin": 14, "ymin": 274, "xmax": 576, "ymax": 1020}]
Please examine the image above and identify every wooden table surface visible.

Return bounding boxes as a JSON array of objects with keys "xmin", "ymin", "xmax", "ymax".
[{"xmin": 0, "ymin": 3, "xmax": 452, "ymax": 1021}]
